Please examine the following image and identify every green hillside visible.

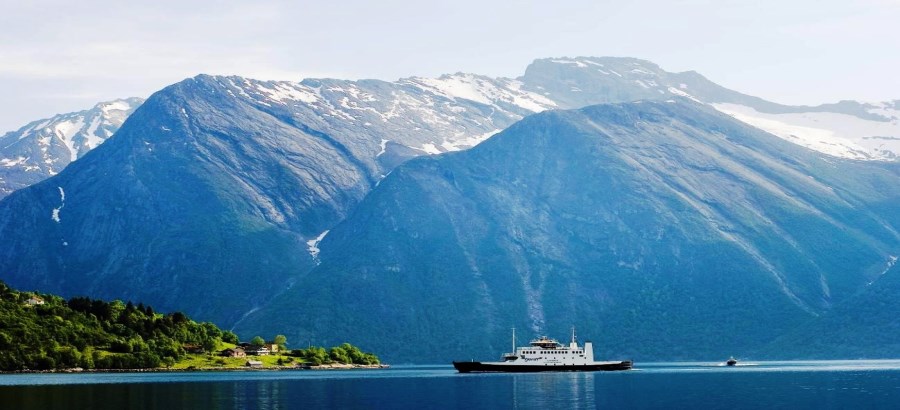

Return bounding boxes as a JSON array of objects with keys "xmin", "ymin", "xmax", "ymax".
[
  {"xmin": 0, "ymin": 281, "xmax": 381, "ymax": 371},
  {"xmin": 0, "ymin": 280, "xmax": 239, "ymax": 371}
]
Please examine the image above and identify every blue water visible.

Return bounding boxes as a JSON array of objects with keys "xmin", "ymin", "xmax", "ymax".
[{"xmin": 2, "ymin": 361, "xmax": 900, "ymax": 409}]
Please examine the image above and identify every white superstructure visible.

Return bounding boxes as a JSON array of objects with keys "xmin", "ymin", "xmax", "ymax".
[{"xmin": 497, "ymin": 327, "xmax": 598, "ymax": 366}]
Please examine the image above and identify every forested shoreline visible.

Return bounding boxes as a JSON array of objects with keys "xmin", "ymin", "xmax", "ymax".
[{"xmin": 0, "ymin": 281, "xmax": 379, "ymax": 371}]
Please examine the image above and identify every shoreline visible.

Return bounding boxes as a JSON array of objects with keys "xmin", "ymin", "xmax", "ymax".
[{"xmin": 1, "ymin": 363, "xmax": 390, "ymax": 375}]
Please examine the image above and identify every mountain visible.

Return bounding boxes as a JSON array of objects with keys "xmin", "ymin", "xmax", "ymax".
[
  {"xmin": 0, "ymin": 58, "xmax": 708, "ymax": 324},
  {"xmin": 1, "ymin": 57, "xmax": 898, "ymax": 358},
  {"xmin": 0, "ymin": 98, "xmax": 143, "ymax": 198},
  {"xmin": 0, "ymin": 71, "xmax": 558, "ymax": 325},
  {"xmin": 234, "ymin": 100, "xmax": 900, "ymax": 363},
  {"xmin": 519, "ymin": 57, "xmax": 900, "ymax": 162},
  {"xmin": 2, "ymin": 57, "xmax": 897, "ymax": 203}
]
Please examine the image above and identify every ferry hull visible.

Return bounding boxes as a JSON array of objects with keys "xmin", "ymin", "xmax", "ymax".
[{"xmin": 452, "ymin": 360, "xmax": 632, "ymax": 373}]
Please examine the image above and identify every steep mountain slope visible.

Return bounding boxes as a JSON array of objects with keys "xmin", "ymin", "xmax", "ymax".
[
  {"xmin": 0, "ymin": 70, "xmax": 561, "ymax": 323},
  {"xmin": 761, "ymin": 257, "xmax": 900, "ymax": 359},
  {"xmin": 0, "ymin": 98, "xmax": 143, "ymax": 198},
  {"xmin": 235, "ymin": 100, "xmax": 900, "ymax": 363}
]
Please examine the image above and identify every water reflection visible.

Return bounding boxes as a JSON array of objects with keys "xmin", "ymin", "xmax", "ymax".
[
  {"xmin": 3, "ymin": 362, "xmax": 900, "ymax": 409},
  {"xmin": 509, "ymin": 372, "xmax": 597, "ymax": 409}
]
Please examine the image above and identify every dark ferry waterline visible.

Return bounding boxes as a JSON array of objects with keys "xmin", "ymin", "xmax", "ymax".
[{"xmin": 453, "ymin": 327, "xmax": 632, "ymax": 373}]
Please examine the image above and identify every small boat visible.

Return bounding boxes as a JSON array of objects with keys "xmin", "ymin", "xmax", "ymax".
[
  {"xmin": 726, "ymin": 357, "xmax": 737, "ymax": 366},
  {"xmin": 452, "ymin": 327, "xmax": 632, "ymax": 373}
]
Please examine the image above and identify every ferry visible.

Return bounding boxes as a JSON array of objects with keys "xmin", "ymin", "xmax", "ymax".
[{"xmin": 453, "ymin": 328, "xmax": 632, "ymax": 373}]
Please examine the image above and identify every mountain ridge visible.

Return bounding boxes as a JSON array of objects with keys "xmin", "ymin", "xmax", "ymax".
[
  {"xmin": 1, "ymin": 58, "xmax": 899, "ymax": 362},
  {"xmin": 2, "ymin": 57, "xmax": 897, "ymax": 200}
]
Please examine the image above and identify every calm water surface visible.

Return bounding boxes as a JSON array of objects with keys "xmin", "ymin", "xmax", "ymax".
[{"xmin": 2, "ymin": 361, "xmax": 900, "ymax": 409}]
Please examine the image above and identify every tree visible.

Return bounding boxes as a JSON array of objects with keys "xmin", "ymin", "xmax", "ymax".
[
  {"xmin": 273, "ymin": 335, "xmax": 287, "ymax": 351},
  {"xmin": 222, "ymin": 331, "xmax": 239, "ymax": 344},
  {"xmin": 329, "ymin": 346, "xmax": 350, "ymax": 364},
  {"xmin": 304, "ymin": 347, "xmax": 328, "ymax": 365},
  {"xmin": 250, "ymin": 336, "xmax": 265, "ymax": 347},
  {"xmin": 201, "ymin": 337, "xmax": 217, "ymax": 353},
  {"xmin": 107, "ymin": 300, "xmax": 126, "ymax": 322}
]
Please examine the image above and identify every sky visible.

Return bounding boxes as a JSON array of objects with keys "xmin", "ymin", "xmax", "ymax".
[{"xmin": 1, "ymin": 0, "xmax": 899, "ymax": 132}]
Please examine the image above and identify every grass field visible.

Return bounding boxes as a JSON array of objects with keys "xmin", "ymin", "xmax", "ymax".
[{"xmin": 170, "ymin": 342, "xmax": 299, "ymax": 369}]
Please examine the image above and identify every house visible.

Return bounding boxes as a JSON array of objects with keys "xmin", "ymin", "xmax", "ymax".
[
  {"xmin": 24, "ymin": 296, "xmax": 45, "ymax": 306},
  {"xmin": 265, "ymin": 343, "xmax": 280, "ymax": 353},
  {"xmin": 221, "ymin": 347, "xmax": 246, "ymax": 358},
  {"xmin": 246, "ymin": 360, "xmax": 263, "ymax": 368},
  {"xmin": 183, "ymin": 344, "xmax": 205, "ymax": 354},
  {"xmin": 245, "ymin": 346, "xmax": 270, "ymax": 356}
]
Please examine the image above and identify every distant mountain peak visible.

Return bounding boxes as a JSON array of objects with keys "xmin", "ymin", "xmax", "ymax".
[
  {"xmin": 4, "ymin": 57, "xmax": 897, "ymax": 203},
  {"xmin": 0, "ymin": 97, "xmax": 143, "ymax": 198}
]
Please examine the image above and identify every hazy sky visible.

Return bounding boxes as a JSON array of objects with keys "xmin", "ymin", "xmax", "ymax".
[{"xmin": 2, "ymin": 0, "xmax": 899, "ymax": 132}]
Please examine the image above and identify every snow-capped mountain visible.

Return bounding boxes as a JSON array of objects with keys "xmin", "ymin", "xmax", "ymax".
[
  {"xmin": 0, "ymin": 98, "xmax": 144, "ymax": 197},
  {"xmin": 519, "ymin": 57, "xmax": 900, "ymax": 161},
  {"xmin": 0, "ymin": 57, "xmax": 898, "ymax": 357},
  {"xmin": 712, "ymin": 101, "xmax": 900, "ymax": 161},
  {"xmin": 2, "ymin": 57, "xmax": 897, "ymax": 201},
  {"xmin": 209, "ymin": 57, "xmax": 900, "ymax": 164}
]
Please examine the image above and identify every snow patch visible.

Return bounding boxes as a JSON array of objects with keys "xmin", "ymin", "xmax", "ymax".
[
  {"xmin": 51, "ymin": 186, "xmax": 65, "ymax": 223},
  {"xmin": 550, "ymin": 58, "xmax": 587, "ymax": 68},
  {"xmin": 419, "ymin": 143, "xmax": 443, "ymax": 155},
  {"xmin": 713, "ymin": 103, "xmax": 900, "ymax": 161},
  {"xmin": 53, "ymin": 117, "xmax": 86, "ymax": 161},
  {"xmin": 667, "ymin": 87, "xmax": 702, "ymax": 103},
  {"xmin": 1, "ymin": 157, "xmax": 27, "ymax": 167},
  {"xmin": 630, "ymin": 67, "xmax": 656, "ymax": 76},
  {"xmin": 405, "ymin": 75, "xmax": 556, "ymax": 113},
  {"xmin": 100, "ymin": 100, "xmax": 133, "ymax": 112},
  {"xmin": 306, "ymin": 230, "xmax": 330, "ymax": 260},
  {"xmin": 83, "ymin": 116, "xmax": 104, "ymax": 152},
  {"xmin": 503, "ymin": 80, "xmax": 558, "ymax": 111},
  {"xmin": 410, "ymin": 74, "xmax": 494, "ymax": 105},
  {"xmin": 256, "ymin": 82, "xmax": 320, "ymax": 104},
  {"xmin": 440, "ymin": 129, "xmax": 501, "ymax": 152},
  {"xmin": 377, "ymin": 139, "xmax": 389, "ymax": 157},
  {"xmin": 868, "ymin": 255, "xmax": 898, "ymax": 285}
]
